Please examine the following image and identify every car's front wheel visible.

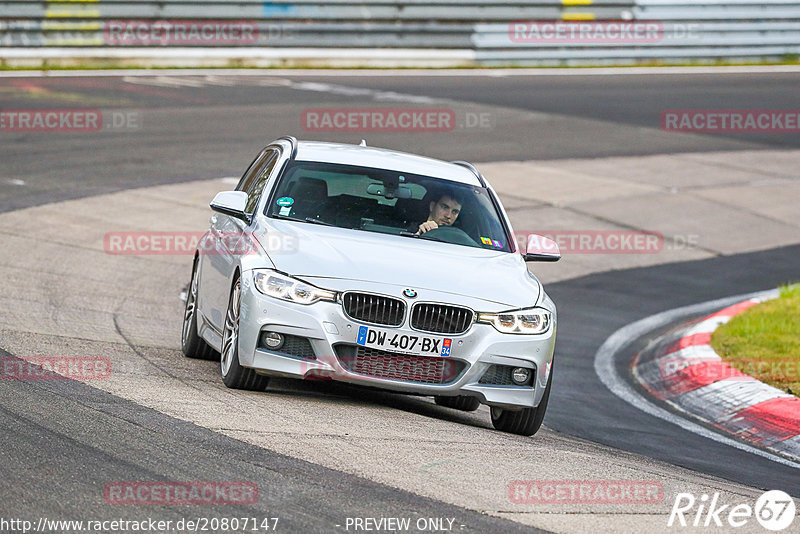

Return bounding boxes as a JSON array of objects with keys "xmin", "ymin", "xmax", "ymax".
[
  {"xmin": 434, "ymin": 395, "xmax": 481, "ymax": 412},
  {"xmin": 181, "ymin": 259, "xmax": 218, "ymax": 361},
  {"xmin": 220, "ymin": 276, "xmax": 269, "ymax": 391},
  {"xmin": 490, "ymin": 366, "xmax": 552, "ymax": 436}
]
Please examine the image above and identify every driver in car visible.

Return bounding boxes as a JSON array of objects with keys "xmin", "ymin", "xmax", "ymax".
[{"xmin": 416, "ymin": 190, "xmax": 463, "ymax": 235}]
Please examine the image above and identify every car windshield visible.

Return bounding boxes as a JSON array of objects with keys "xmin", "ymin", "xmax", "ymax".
[{"xmin": 266, "ymin": 161, "xmax": 512, "ymax": 252}]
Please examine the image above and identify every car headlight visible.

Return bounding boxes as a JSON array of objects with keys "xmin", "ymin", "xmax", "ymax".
[
  {"xmin": 253, "ymin": 270, "xmax": 337, "ymax": 305},
  {"xmin": 477, "ymin": 307, "xmax": 552, "ymax": 334}
]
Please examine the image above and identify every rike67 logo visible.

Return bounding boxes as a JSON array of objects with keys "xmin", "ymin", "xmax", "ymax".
[{"xmin": 668, "ymin": 490, "xmax": 796, "ymax": 531}]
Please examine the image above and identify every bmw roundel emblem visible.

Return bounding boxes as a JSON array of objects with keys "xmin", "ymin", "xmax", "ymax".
[{"xmin": 403, "ymin": 288, "xmax": 417, "ymax": 298}]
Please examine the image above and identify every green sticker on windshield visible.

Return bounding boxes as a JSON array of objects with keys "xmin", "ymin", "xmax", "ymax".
[{"xmin": 276, "ymin": 197, "xmax": 294, "ymax": 207}]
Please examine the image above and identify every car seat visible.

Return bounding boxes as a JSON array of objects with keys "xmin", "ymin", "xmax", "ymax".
[{"xmin": 288, "ymin": 177, "xmax": 329, "ymax": 220}]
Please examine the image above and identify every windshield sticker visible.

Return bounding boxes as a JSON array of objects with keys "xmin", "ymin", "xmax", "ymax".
[
  {"xmin": 493, "ymin": 240, "xmax": 503, "ymax": 248},
  {"xmin": 279, "ymin": 206, "xmax": 292, "ymax": 216},
  {"xmin": 480, "ymin": 237, "xmax": 492, "ymax": 245},
  {"xmin": 276, "ymin": 197, "xmax": 294, "ymax": 207}
]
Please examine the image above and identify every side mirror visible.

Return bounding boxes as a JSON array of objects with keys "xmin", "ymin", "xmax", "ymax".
[
  {"xmin": 210, "ymin": 191, "xmax": 250, "ymax": 223},
  {"xmin": 523, "ymin": 234, "xmax": 561, "ymax": 262}
]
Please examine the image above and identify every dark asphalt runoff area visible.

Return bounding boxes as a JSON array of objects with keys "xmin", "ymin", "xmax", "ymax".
[
  {"xmin": 1, "ymin": 70, "xmax": 799, "ymax": 527},
  {"xmin": 0, "ymin": 349, "xmax": 539, "ymax": 534}
]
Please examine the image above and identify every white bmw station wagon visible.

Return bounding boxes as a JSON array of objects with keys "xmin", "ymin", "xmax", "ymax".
[{"xmin": 182, "ymin": 137, "xmax": 560, "ymax": 436}]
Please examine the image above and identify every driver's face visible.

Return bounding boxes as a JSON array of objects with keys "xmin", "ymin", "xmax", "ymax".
[{"xmin": 429, "ymin": 195, "xmax": 461, "ymax": 227}]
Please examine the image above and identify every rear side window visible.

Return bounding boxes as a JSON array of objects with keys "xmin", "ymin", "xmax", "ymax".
[
  {"xmin": 237, "ymin": 149, "xmax": 279, "ymax": 215},
  {"xmin": 236, "ymin": 149, "xmax": 268, "ymax": 193}
]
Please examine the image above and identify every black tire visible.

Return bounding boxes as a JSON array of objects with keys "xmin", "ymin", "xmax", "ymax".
[
  {"xmin": 181, "ymin": 259, "xmax": 218, "ymax": 361},
  {"xmin": 434, "ymin": 395, "xmax": 481, "ymax": 412},
  {"xmin": 490, "ymin": 366, "xmax": 553, "ymax": 436},
  {"xmin": 220, "ymin": 277, "xmax": 269, "ymax": 391}
]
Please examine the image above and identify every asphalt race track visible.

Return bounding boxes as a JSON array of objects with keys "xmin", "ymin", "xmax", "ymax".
[
  {"xmin": 3, "ymin": 69, "xmax": 800, "ymax": 213},
  {"xmin": 1, "ymin": 68, "xmax": 799, "ymax": 533},
  {"xmin": 548, "ymin": 244, "xmax": 800, "ymax": 493}
]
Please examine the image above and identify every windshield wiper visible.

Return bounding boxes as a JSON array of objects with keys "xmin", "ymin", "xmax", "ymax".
[
  {"xmin": 270, "ymin": 213, "xmax": 335, "ymax": 227},
  {"xmin": 304, "ymin": 217, "xmax": 334, "ymax": 226},
  {"xmin": 271, "ymin": 213, "xmax": 305, "ymax": 223},
  {"xmin": 400, "ymin": 230, "xmax": 451, "ymax": 245}
]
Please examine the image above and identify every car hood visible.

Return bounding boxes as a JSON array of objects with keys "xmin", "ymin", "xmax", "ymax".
[{"xmin": 256, "ymin": 220, "xmax": 541, "ymax": 309}]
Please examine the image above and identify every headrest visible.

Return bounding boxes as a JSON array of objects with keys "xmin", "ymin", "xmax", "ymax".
[{"xmin": 291, "ymin": 177, "xmax": 328, "ymax": 200}]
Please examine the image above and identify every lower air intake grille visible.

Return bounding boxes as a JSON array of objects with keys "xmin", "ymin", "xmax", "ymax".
[
  {"xmin": 342, "ymin": 292, "xmax": 405, "ymax": 326},
  {"xmin": 479, "ymin": 365, "xmax": 535, "ymax": 386},
  {"xmin": 259, "ymin": 334, "xmax": 316, "ymax": 360},
  {"xmin": 335, "ymin": 345, "xmax": 465, "ymax": 384},
  {"xmin": 411, "ymin": 303, "xmax": 474, "ymax": 334}
]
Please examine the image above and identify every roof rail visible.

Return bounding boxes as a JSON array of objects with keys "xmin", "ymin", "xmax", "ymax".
[
  {"xmin": 276, "ymin": 135, "xmax": 298, "ymax": 159},
  {"xmin": 451, "ymin": 160, "xmax": 486, "ymax": 187}
]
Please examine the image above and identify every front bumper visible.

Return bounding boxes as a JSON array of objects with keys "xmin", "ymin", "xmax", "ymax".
[{"xmin": 237, "ymin": 272, "xmax": 556, "ymax": 410}]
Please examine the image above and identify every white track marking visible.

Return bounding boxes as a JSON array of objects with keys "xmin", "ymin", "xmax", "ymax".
[
  {"xmin": 199, "ymin": 75, "xmax": 240, "ymax": 87},
  {"xmin": 289, "ymin": 80, "xmax": 440, "ymax": 104},
  {"xmin": 6, "ymin": 179, "xmax": 27, "ymax": 186},
  {"xmin": 2, "ymin": 66, "xmax": 800, "ymax": 78},
  {"xmin": 659, "ymin": 344, "xmax": 721, "ymax": 362},
  {"xmin": 118, "ymin": 76, "xmax": 442, "ymax": 104},
  {"xmin": 684, "ymin": 315, "xmax": 729, "ymax": 335},
  {"xmin": 122, "ymin": 75, "xmax": 207, "ymax": 88},
  {"xmin": 594, "ymin": 288, "xmax": 800, "ymax": 470}
]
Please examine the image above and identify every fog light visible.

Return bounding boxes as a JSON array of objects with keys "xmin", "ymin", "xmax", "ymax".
[
  {"xmin": 511, "ymin": 367, "xmax": 531, "ymax": 385},
  {"xmin": 262, "ymin": 332, "xmax": 284, "ymax": 350}
]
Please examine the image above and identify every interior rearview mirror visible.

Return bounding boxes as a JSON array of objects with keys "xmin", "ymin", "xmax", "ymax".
[{"xmin": 366, "ymin": 183, "xmax": 412, "ymax": 199}]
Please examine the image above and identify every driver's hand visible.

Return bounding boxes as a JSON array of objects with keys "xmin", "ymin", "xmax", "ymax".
[{"xmin": 416, "ymin": 221, "xmax": 439, "ymax": 235}]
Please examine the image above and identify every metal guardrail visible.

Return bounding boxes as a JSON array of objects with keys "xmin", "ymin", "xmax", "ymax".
[
  {"xmin": 0, "ymin": 0, "xmax": 798, "ymax": 65},
  {"xmin": 476, "ymin": 0, "xmax": 800, "ymax": 64},
  {"xmin": 0, "ymin": 22, "xmax": 476, "ymax": 48},
  {"xmin": 634, "ymin": 0, "xmax": 800, "ymax": 20},
  {"xmin": 0, "ymin": 0, "xmax": 632, "ymax": 20}
]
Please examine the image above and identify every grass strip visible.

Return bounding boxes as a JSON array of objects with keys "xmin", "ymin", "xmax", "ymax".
[{"xmin": 711, "ymin": 284, "xmax": 800, "ymax": 397}]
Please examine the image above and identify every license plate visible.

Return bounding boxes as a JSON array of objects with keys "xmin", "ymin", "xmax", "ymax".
[{"xmin": 356, "ymin": 326, "xmax": 452, "ymax": 357}]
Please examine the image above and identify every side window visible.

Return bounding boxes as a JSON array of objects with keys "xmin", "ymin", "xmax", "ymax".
[
  {"xmin": 242, "ymin": 149, "xmax": 279, "ymax": 215},
  {"xmin": 236, "ymin": 149, "xmax": 269, "ymax": 193}
]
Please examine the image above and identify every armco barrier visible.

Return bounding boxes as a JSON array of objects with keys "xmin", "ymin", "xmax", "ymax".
[{"xmin": 0, "ymin": 0, "xmax": 798, "ymax": 66}]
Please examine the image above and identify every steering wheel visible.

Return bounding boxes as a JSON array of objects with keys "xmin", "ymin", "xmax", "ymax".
[{"xmin": 419, "ymin": 226, "xmax": 478, "ymax": 247}]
